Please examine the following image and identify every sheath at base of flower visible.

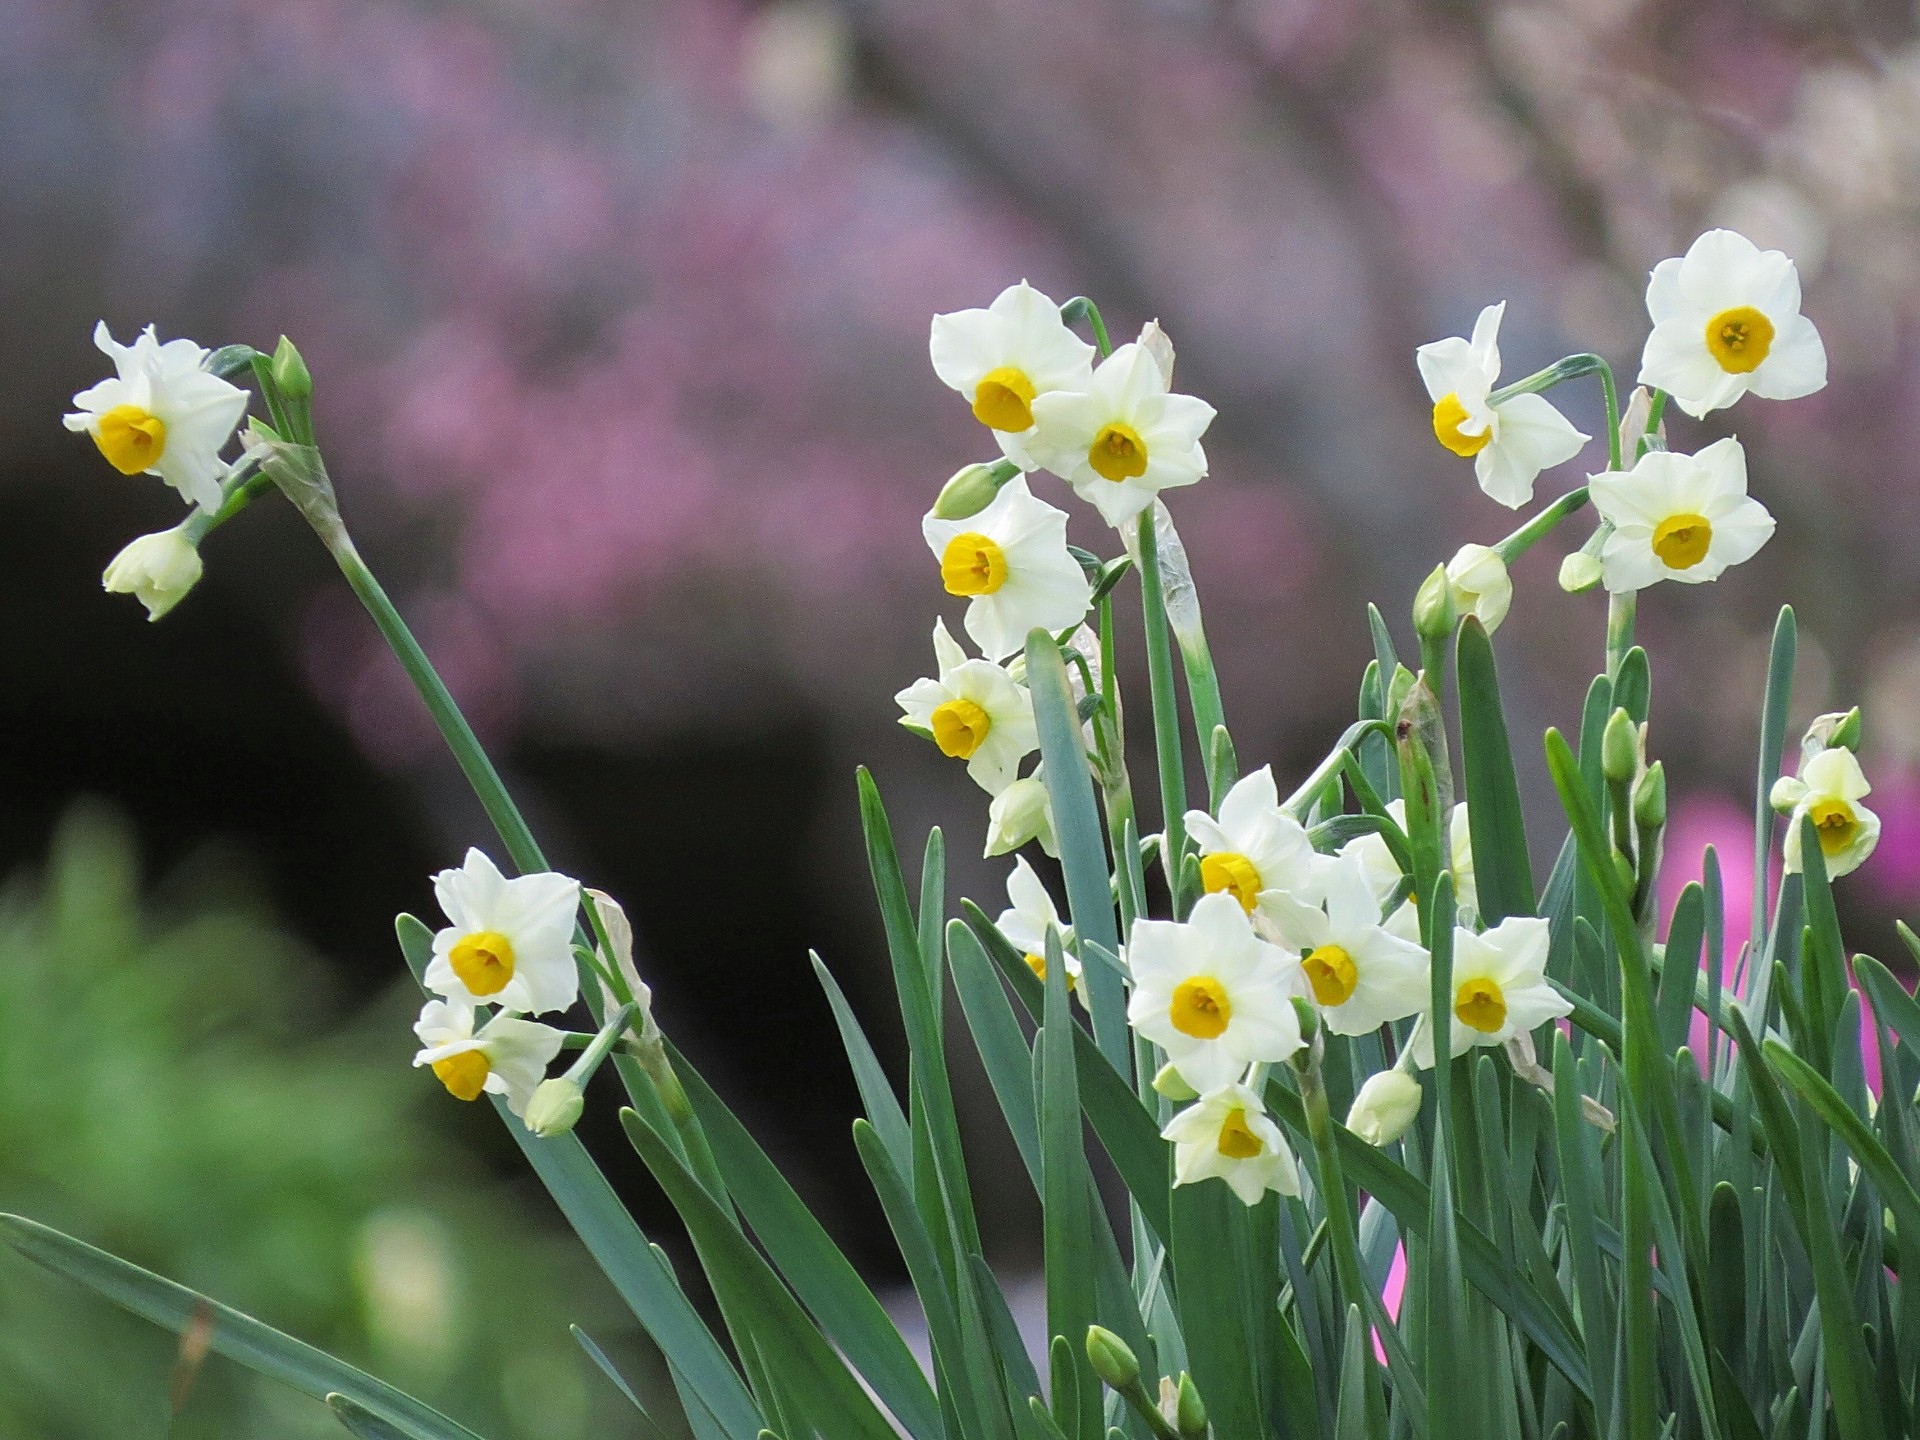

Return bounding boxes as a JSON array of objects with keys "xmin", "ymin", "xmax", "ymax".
[
  {"xmin": 1588, "ymin": 438, "xmax": 1775, "ymax": 593},
  {"xmin": 103, "ymin": 526, "xmax": 204, "ymax": 621},
  {"xmin": 422, "ymin": 849, "xmax": 582, "ymax": 1014},
  {"xmin": 1183, "ymin": 766, "xmax": 1324, "ymax": 934},
  {"xmin": 1264, "ymin": 855, "xmax": 1429, "ymax": 1037},
  {"xmin": 930, "ymin": 282, "xmax": 1096, "ymax": 470},
  {"xmin": 922, "ymin": 475, "xmax": 1093, "ymax": 660},
  {"xmin": 1445, "ymin": 544, "xmax": 1512, "ymax": 633},
  {"xmin": 1415, "ymin": 302, "xmax": 1588, "ymax": 508},
  {"xmin": 1026, "ymin": 342, "xmax": 1215, "ymax": 528},
  {"xmin": 894, "ymin": 619, "xmax": 1038, "ymax": 796},
  {"xmin": 1346, "ymin": 1069, "xmax": 1423, "ymax": 1146},
  {"xmin": 1126, "ymin": 892, "xmax": 1303, "ymax": 1092},
  {"xmin": 411, "ymin": 1000, "xmax": 565, "ymax": 1117},
  {"xmin": 985, "ymin": 773, "xmax": 1057, "ymax": 857},
  {"xmin": 1408, "ymin": 916, "xmax": 1571, "ymax": 1067},
  {"xmin": 64, "ymin": 323, "xmax": 251, "ymax": 512},
  {"xmin": 1638, "ymin": 229, "xmax": 1827, "ymax": 419},
  {"xmin": 995, "ymin": 855, "xmax": 1080, "ymax": 994},
  {"xmin": 1772, "ymin": 746, "xmax": 1880, "ymax": 877},
  {"xmin": 1162, "ymin": 1082, "xmax": 1301, "ymax": 1205}
]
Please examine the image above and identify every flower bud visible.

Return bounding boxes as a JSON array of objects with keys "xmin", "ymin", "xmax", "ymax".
[
  {"xmin": 270, "ymin": 335, "xmax": 313, "ymax": 404},
  {"xmin": 1769, "ymin": 774, "xmax": 1806, "ymax": 815},
  {"xmin": 1174, "ymin": 1373, "xmax": 1208, "ymax": 1439},
  {"xmin": 1085, "ymin": 1325, "xmax": 1140, "ymax": 1391},
  {"xmin": 1801, "ymin": 708, "xmax": 1862, "ymax": 761},
  {"xmin": 1290, "ymin": 995, "xmax": 1320, "ymax": 1046},
  {"xmin": 524, "ymin": 1077, "xmax": 585, "ymax": 1138},
  {"xmin": 103, "ymin": 527, "xmax": 204, "ymax": 621},
  {"xmin": 931, "ymin": 460, "xmax": 1016, "ymax": 520},
  {"xmin": 1411, "ymin": 562, "xmax": 1457, "ymax": 643},
  {"xmin": 1633, "ymin": 759, "xmax": 1666, "ymax": 831},
  {"xmin": 1445, "ymin": 544, "xmax": 1512, "ymax": 633},
  {"xmin": 1152, "ymin": 1063, "xmax": 1199, "ymax": 1102},
  {"xmin": 1345, "ymin": 1069, "xmax": 1422, "ymax": 1146},
  {"xmin": 985, "ymin": 775, "xmax": 1058, "ymax": 859},
  {"xmin": 1558, "ymin": 551, "xmax": 1603, "ymax": 594},
  {"xmin": 1601, "ymin": 707, "xmax": 1638, "ymax": 785}
]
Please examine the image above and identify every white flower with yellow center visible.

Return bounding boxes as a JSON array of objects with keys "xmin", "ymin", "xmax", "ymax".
[
  {"xmin": 895, "ymin": 618, "xmax": 1039, "ymax": 796},
  {"xmin": 411, "ymin": 999, "xmax": 566, "ymax": 1117},
  {"xmin": 1408, "ymin": 916, "xmax": 1570, "ymax": 1068},
  {"xmin": 1026, "ymin": 343, "xmax": 1215, "ymax": 528},
  {"xmin": 1126, "ymin": 892, "xmax": 1303, "ymax": 1092},
  {"xmin": 423, "ymin": 848, "xmax": 582, "ymax": 1015},
  {"xmin": 1184, "ymin": 766, "xmax": 1324, "ymax": 936},
  {"xmin": 1264, "ymin": 855, "xmax": 1428, "ymax": 1036},
  {"xmin": 1415, "ymin": 302, "xmax": 1589, "ymax": 509},
  {"xmin": 1445, "ymin": 544, "xmax": 1512, "ymax": 633},
  {"xmin": 930, "ymin": 282, "xmax": 1096, "ymax": 468},
  {"xmin": 1638, "ymin": 229, "xmax": 1827, "ymax": 419},
  {"xmin": 64, "ymin": 323, "xmax": 250, "ymax": 511},
  {"xmin": 103, "ymin": 525, "xmax": 204, "ymax": 621},
  {"xmin": 1339, "ymin": 799, "xmax": 1477, "ymax": 935},
  {"xmin": 1162, "ymin": 1082, "xmax": 1301, "ymax": 1205},
  {"xmin": 922, "ymin": 475, "xmax": 1093, "ymax": 661},
  {"xmin": 1770, "ymin": 747, "xmax": 1881, "ymax": 878},
  {"xmin": 985, "ymin": 772, "xmax": 1057, "ymax": 858},
  {"xmin": 996, "ymin": 855, "xmax": 1081, "ymax": 994},
  {"xmin": 1588, "ymin": 438, "xmax": 1774, "ymax": 594}
]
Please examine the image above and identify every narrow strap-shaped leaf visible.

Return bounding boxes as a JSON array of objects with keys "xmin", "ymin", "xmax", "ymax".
[
  {"xmin": 1039, "ymin": 927, "xmax": 1100, "ymax": 1440},
  {"xmin": 570, "ymin": 1325, "xmax": 668, "ymax": 1436},
  {"xmin": 1857, "ymin": 950, "xmax": 1920, "ymax": 1054},
  {"xmin": 1552, "ymin": 1030, "xmax": 1614, "ymax": 1436},
  {"xmin": 947, "ymin": 919, "xmax": 1042, "ymax": 1182},
  {"xmin": 328, "ymin": 1395, "xmax": 416, "ymax": 1440},
  {"xmin": 811, "ymin": 952, "xmax": 911, "ymax": 1168},
  {"xmin": 1333, "ymin": 1304, "xmax": 1372, "ymax": 1440},
  {"xmin": 1657, "ymin": 883, "xmax": 1707, "ymax": 1056},
  {"xmin": 1171, "ymin": 1179, "xmax": 1266, "ymax": 1440},
  {"xmin": 1795, "ymin": 814, "xmax": 1846, "ymax": 1074},
  {"xmin": 1753, "ymin": 608, "xmax": 1796, "ymax": 955},
  {"xmin": 1456, "ymin": 617, "xmax": 1535, "ymax": 921}
]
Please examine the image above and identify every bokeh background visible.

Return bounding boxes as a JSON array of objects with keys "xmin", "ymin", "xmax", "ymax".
[{"xmin": 5, "ymin": 0, "xmax": 1920, "ymax": 1431}]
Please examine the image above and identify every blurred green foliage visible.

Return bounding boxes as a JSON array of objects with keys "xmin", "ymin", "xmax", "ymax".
[{"xmin": 0, "ymin": 807, "xmax": 640, "ymax": 1437}]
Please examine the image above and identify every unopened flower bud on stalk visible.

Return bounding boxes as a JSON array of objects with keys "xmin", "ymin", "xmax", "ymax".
[
  {"xmin": 1174, "ymin": 1373, "xmax": 1208, "ymax": 1439},
  {"xmin": 1558, "ymin": 550, "xmax": 1603, "ymax": 594},
  {"xmin": 1411, "ymin": 562, "xmax": 1457, "ymax": 642},
  {"xmin": 931, "ymin": 460, "xmax": 1017, "ymax": 521},
  {"xmin": 270, "ymin": 334, "xmax": 313, "ymax": 405},
  {"xmin": 1085, "ymin": 1325, "xmax": 1140, "ymax": 1391},
  {"xmin": 1345, "ymin": 1068, "xmax": 1422, "ymax": 1145},
  {"xmin": 103, "ymin": 526, "xmax": 204, "ymax": 621},
  {"xmin": 1445, "ymin": 543, "xmax": 1512, "ymax": 632},
  {"xmin": 984, "ymin": 773, "xmax": 1058, "ymax": 858},
  {"xmin": 1801, "ymin": 708, "xmax": 1862, "ymax": 760},
  {"xmin": 1633, "ymin": 759, "xmax": 1667, "ymax": 831},
  {"xmin": 1602, "ymin": 707, "xmax": 1639, "ymax": 785},
  {"xmin": 1151, "ymin": 1062, "xmax": 1199, "ymax": 1102},
  {"xmin": 525, "ymin": 1077, "xmax": 585, "ymax": 1138}
]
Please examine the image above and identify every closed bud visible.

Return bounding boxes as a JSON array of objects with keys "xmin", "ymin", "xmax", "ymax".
[
  {"xmin": 1174, "ymin": 1373, "xmax": 1208, "ymax": 1439},
  {"xmin": 1085, "ymin": 1325, "xmax": 1140, "ymax": 1391},
  {"xmin": 1801, "ymin": 708, "xmax": 1862, "ymax": 762},
  {"xmin": 1345, "ymin": 1069, "xmax": 1423, "ymax": 1146},
  {"xmin": 1290, "ymin": 995, "xmax": 1320, "ymax": 1047},
  {"xmin": 1445, "ymin": 543, "xmax": 1512, "ymax": 633},
  {"xmin": 985, "ymin": 775, "xmax": 1058, "ymax": 859},
  {"xmin": 931, "ymin": 460, "xmax": 1016, "ymax": 520},
  {"xmin": 270, "ymin": 334, "xmax": 312, "ymax": 404},
  {"xmin": 103, "ymin": 526, "xmax": 204, "ymax": 621},
  {"xmin": 1412, "ymin": 562, "xmax": 1457, "ymax": 642},
  {"xmin": 1558, "ymin": 551, "xmax": 1603, "ymax": 594},
  {"xmin": 524, "ymin": 1077, "xmax": 585, "ymax": 1138},
  {"xmin": 1602, "ymin": 707, "xmax": 1638, "ymax": 785},
  {"xmin": 1633, "ymin": 759, "xmax": 1667, "ymax": 831},
  {"xmin": 1612, "ymin": 849, "xmax": 1636, "ymax": 896},
  {"xmin": 1152, "ymin": 1063, "xmax": 1198, "ymax": 1102}
]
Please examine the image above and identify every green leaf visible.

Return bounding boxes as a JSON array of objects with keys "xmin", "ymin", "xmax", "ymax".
[
  {"xmin": 947, "ymin": 919, "xmax": 1042, "ymax": 1182},
  {"xmin": 1456, "ymin": 617, "xmax": 1535, "ymax": 922},
  {"xmin": 570, "ymin": 1325, "xmax": 668, "ymax": 1437},
  {"xmin": 1039, "ymin": 927, "xmax": 1100, "ymax": 1440},
  {"xmin": 0, "ymin": 1214, "xmax": 488, "ymax": 1440},
  {"xmin": 1657, "ymin": 884, "xmax": 1706, "ymax": 1057},
  {"xmin": 1858, "ymin": 950, "xmax": 1920, "ymax": 1055},
  {"xmin": 327, "ymin": 1395, "xmax": 416, "ymax": 1440},
  {"xmin": 1753, "ymin": 608, "xmax": 1797, "ymax": 955},
  {"xmin": 811, "ymin": 952, "xmax": 912, "ymax": 1169},
  {"xmin": 1333, "ymin": 1304, "xmax": 1372, "ymax": 1440}
]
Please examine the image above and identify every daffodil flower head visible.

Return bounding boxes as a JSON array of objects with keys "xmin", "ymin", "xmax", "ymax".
[
  {"xmin": 930, "ymin": 282, "xmax": 1096, "ymax": 468},
  {"xmin": 1026, "ymin": 342, "xmax": 1215, "ymax": 528},
  {"xmin": 102, "ymin": 525, "xmax": 204, "ymax": 621},
  {"xmin": 1445, "ymin": 543, "xmax": 1512, "ymax": 633},
  {"xmin": 1415, "ymin": 302, "xmax": 1589, "ymax": 508},
  {"xmin": 922, "ymin": 475, "xmax": 1093, "ymax": 660},
  {"xmin": 411, "ymin": 999, "xmax": 566, "ymax": 1117},
  {"xmin": 894, "ymin": 619, "xmax": 1039, "ymax": 795},
  {"xmin": 985, "ymin": 772, "xmax": 1058, "ymax": 857},
  {"xmin": 1771, "ymin": 745, "xmax": 1880, "ymax": 877},
  {"xmin": 423, "ymin": 848, "xmax": 583, "ymax": 1014},
  {"xmin": 1638, "ymin": 229, "xmax": 1827, "ymax": 419},
  {"xmin": 1161, "ymin": 1082, "xmax": 1301, "ymax": 1205},
  {"xmin": 1183, "ymin": 766, "xmax": 1324, "ymax": 934},
  {"xmin": 1264, "ymin": 855, "xmax": 1429, "ymax": 1037},
  {"xmin": 1408, "ymin": 915, "xmax": 1570, "ymax": 1068},
  {"xmin": 1125, "ymin": 892, "xmax": 1304, "ymax": 1091},
  {"xmin": 64, "ymin": 323, "xmax": 250, "ymax": 511},
  {"xmin": 1588, "ymin": 438, "xmax": 1775, "ymax": 594},
  {"xmin": 996, "ymin": 855, "xmax": 1080, "ymax": 994}
]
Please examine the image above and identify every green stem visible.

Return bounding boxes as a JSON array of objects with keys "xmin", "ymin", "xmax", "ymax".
[
  {"xmin": 1062, "ymin": 297, "xmax": 1114, "ymax": 358},
  {"xmin": 1606, "ymin": 591, "xmax": 1636, "ymax": 681},
  {"xmin": 182, "ymin": 464, "xmax": 274, "ymax": 545},
  {"xmin": 1598, "ymin": 361, "xmax": 1623, "ymax": 473},
  {"xmin": 1638, "ymin": 390, "xmax": 1668, "ymax": 459},
  {"xmin": 1137, "ymin": 512, "xmax": 1190, "ymax": 911},
  {"xmin": 1492, "ymin": 487, "xmax": 1590, "ymax": 567}
]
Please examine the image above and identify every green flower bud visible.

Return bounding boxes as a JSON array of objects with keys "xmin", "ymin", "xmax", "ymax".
[
  {"xmin": 1151, "ymin": 1063, "xmax": 1199, "ymax": 1102},
  {"xmin": 931, "ymin": 459, "xmax": 1017, "ymax": 520},
  {"xmin": 1633, "ymin": 759, "xmax": 1667, "ymax": 832},
  {"xmin": 1290, "ymin": 995, "xmax": 1320, "ymax": 1047},
  {"xmin": 270, "ymin": 335, "xmax": 313, "ymax": 404},
  {"xmin": 1601, "ymin": 707, "xmax": 1638, "ymax": 786},
  {"xmin": 524, "ymin": 1077, "xmax": 585, "ymax": 1138},
  {"xmin": 1801, "ymin": 708, "xmax": 1862, "ymax": 761},
  {"xmin": 1558, "ymin": 551, "xmax": 1603, "ymax": 594},
  {"xmin": 1174, "ymin": 1373, "xmax": 1208, "ymax": 1439},
  {"xmin": 1612, "ymin": 849, "xmax": 1636, "ymax": 896},
  {"xmin": 1085, "ymin": 1325, "xmax": 1140, "ymax": 1391},
  {"xmin": 1412, "ymin": 562, "xmax": 1457, "ymax": 643}
]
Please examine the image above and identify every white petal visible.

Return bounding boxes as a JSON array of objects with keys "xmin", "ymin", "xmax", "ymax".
[{"xmin": 1749, "ymin": 313, "xmax": 1827, "ymax": 401}]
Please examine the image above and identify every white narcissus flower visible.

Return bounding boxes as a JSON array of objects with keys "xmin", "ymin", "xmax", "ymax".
[
  {"xmin": 1638, "ymin": 229, "xmax": 1827, "ymax": 419},
  {"xmin": 64, "ymin": 323, "xmax": 250, "ymax": 511},
  {"xmin": 412, "ymin": 1000, "xmax": 566, "ymax": 1117},
  {"xmin": 1408, "ymin": 916, "xmax": 1571, "ymax": 1068},
  {"xmin": 996, "ymin": 855, "xmax": 1080, "ymax": 993},
  {"xmin": 985, "ymin": 772, "xmax": 1057, "ymax": 858},
  {"xmin": 922, "ymin": 475, "xmax": 1093, "ymax": 661},
  {"xmin": 423, "ymin": 848, "xmax": 582, "ymax": 1015},
  {"xmin": 1184, "ymin": 766, "xmax": 1324, "ymax": 936},
  {"xmin": 1264, "ymin": 855, "xmax": 1429, "ymax": 1037},
  {"xmin": 1162, "ymin": 1082, "xmax": 1301, "ymax": 1205},
  {"xmin": 1345, "ymin": 1069, "xmax": 1423, "ymax": 1146},
  {"xmin": 1445, "ymin": 543, "xmax": 1512, "ymax": 633},
  {"xmin": 1026, "ymin": 343, "xmax": 1215, "ymax": 528},
  {"xmin": 1126, "ymin": 892, "xmax": 1303, "ymax": 1092},
  {"xmin": 1339, "ymin": 799, "xmax": 1477, "ymax": 935},
  {"xmin": 1588, "ymin": 439, "xmax": 1775, "ymax": 594},
  {"xmin": 1770, "ymin": 747, "xmax": 1881, "ymax": 877},
  {"xmin": 1415, "ymin": 302, "xmax": 1589, "ymax": 508},
  {"xmin": 895, "ymin": 619, "xmax": 1039, "ymax": 796},
  {"xmin": 929, "ymin": 282, "xmax": 1096, "ymax": 468},
  {"xmin": 103, "ymin": 526, "xmax": 204, "ymax": 621}
]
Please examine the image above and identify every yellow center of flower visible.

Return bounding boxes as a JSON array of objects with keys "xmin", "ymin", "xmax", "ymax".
[
  {"xmin": 1810, "ymin": 799, "xmax": 1858, "ymax": 856},
  {"xmin": 1431, "ymin": 393, "xmax": 1491, "ymax": 458},
  {"xmin": 431, "ymin": 1049, "xmax": 491, "ymax": 1101},
  {"xmin": 449, "ymin": 930, "xmax": 516, "ymax": 997},
  {"xmin": 1216, "ymin": 1107, "xmax": 1265, "ymax": 1159},
  {"xmin": 1088, "ymin": 421, "xmax": 1148, "ymax": 482},
  {"xmin": 939, "ymin": 532, "xmax": 1009, "ymax": 596},
  {"xmin": 972, "ymin": 367, "xmax": 1038, "ymax": 431},
  {"xmin": 1199, "ymin": 852, "xmax": 1263, "ymax": 913},
  {"xmin": 1651, "ymin": 513, "xmax": 1712, "ymax": 570},
  {"xmin": 1454, "ymin": 977, "xmax": 1508, "ymax": 1034},
  {"xmin": 1704, "ymin": 306, "xmax": 1774, "ymax": 374},
  {"xmin": 1303, "ymin": 944, "xmax": 1359, "ymax": 1007},
  {"xmin": 930, "ymin": 698, "xmax": 992, "ymax": 758},
  {"xmin": 1170, "ymin": 977, "xmax": 1232, "ymax": 1039},
  {"xmin": 93, "ymin": 404, "xmax": 168, "ymax": 475},
  {"xmin": 1024, "ymin": 951, "xmax": 1076, "ymax": 992}
]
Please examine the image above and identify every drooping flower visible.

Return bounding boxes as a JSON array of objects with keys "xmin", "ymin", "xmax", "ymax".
[
  {"xmin": 1263, "ymin": 855, "xmax": 1428, "ymax": 1036},
  {"xmin": 1026, "ymin": 343, "xmax": 1215, "ymax": 528},
  {"xmin": 929, "ymin": 282, "xmax": 1096, "ymax": 468},
  {"xmin": 1771, "ymin": 746, "xmax": 1881, "ymax": 877},
  {"xmin": 1162, "ymin": 1082, "xmax": 1301, "ymax": 1205},
  {"xmin": 1345, "ymin": 1069, "xmax": 1423, "ymax": 1146},
  {"xmin": 64, "ymin": 323, "xmax": 250, "ymax": 511},
  {"xmin": 1415, "ymin": 302, "xmax": 1589, "ymax": 508},
  {"xmin": 1408, "ymin": 916, "xmax": 1570, "ymax": 1068},
  {"xmin": 411, "ymin": 999, "xmax": 566, "ymax": 1117},
  {"xmin": 102, "ymin": 526, "xmax": 204, "ymax": 621},
  {"xmin": 1183, "ymin": 767, "xmax": 1323, "ymax": 935},
  {"xmin": 423, "ymin": 848, "xmax": 582, "ymax": 1015},
  {"xmin": 1588, "ymin": 439, "xmax": 1775, "ymax": 594},
  {"xmin": 1126, "ymin": 892, "xmax": 1303, "ymax": 1092},
  {"xmin": 996, "ymin": 855, "xmax": 1079, "ymax": 993},
  {"xmin": 1445, "ymin": 543, "xmax": 1512, "ymax": 633},
  {"xmin": 922, "ymin": 475, "xmax": 1093, "ymax": 660},
  {"xmin": 985, "ymin": 772, "xmax": 1057, "ymax": 858},
  {"xmin": 894, "ymin": 619, "xmax": 1039, "ymax": 796},
  {"xmin": 1638, "ymin": 229, "xmax": 1827, "ymax": 419}
]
